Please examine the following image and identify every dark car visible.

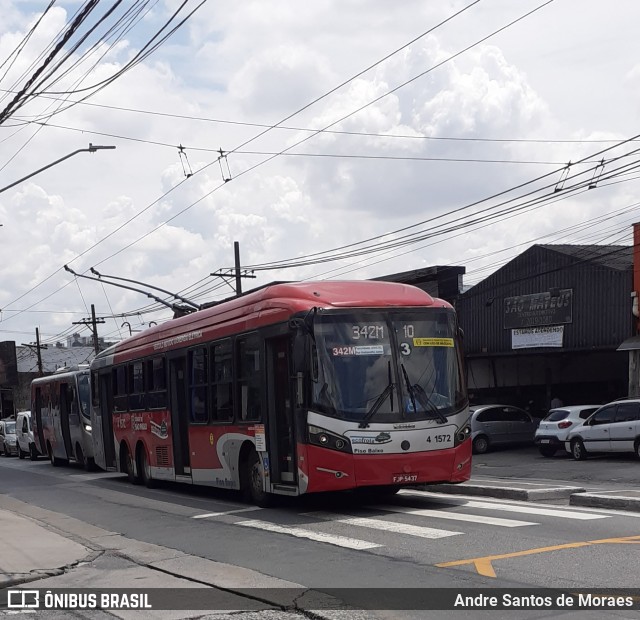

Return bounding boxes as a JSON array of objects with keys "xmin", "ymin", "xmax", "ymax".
[{"xmin": 470, "ymin": 405, "xmax": 538, "ymax": 454}]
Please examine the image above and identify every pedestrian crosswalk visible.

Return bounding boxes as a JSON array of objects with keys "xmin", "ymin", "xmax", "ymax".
[{"xmin": 192, "ymin": 488, "xmax": 612, "ymax": 551}]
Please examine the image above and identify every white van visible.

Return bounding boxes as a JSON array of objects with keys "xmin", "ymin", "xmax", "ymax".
[{"xmin": 16, "ymin": 411, "xmax": 39, "ymax": 460}]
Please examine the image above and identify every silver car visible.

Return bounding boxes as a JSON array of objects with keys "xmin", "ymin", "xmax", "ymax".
[
  {"xmin": 534, "ymin": 405, "xmax": 600, "ymax": 457},
  {"xmin": 0, "ymin": 419, "xmax": 18, "ymax": 456},
  {"xmin": 470, "ymin": 405, "xmax": 538, "ymax": 454},
  {"xmin": 565, "ymin": 399, "xmax": 640, "ymax": 459}
]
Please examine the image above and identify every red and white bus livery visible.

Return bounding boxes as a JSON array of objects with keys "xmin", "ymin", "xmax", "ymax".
[
  {"xmin": 90, "ymin": 281, "xmax": 471, "ymax": 504},
  {"xmin": 31, "ymin": 366, "xmax": 96, "ymax": 470}
]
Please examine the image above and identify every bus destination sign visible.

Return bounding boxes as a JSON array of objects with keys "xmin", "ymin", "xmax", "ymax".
[{"xmin": 503, "ymin": 289, "xmax": 573, "ymax": 329}]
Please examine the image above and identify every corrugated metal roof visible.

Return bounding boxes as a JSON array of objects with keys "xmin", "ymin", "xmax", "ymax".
[
  {"xmin": 537, "ymin": 244, "xmax": 633, "ymax": 271},
  {"xmin": 17, "ymin": 346, "xmax": 95, "ymax": 373}
]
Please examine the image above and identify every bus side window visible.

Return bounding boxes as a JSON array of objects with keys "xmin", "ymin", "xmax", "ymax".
[
  {"xmin": 237, "ymin": 334, "xmax": 262, "ymax": 422},
  {"xmin": 128, "ymin": 361, "xmax": 145, "ymax": 411},
  {"xmin": 211, "ymin": 340, "xmax": 233, "ymax": 422},
  {"xmin": 113, "ymin": 366, "xmax": 128, "ymax": 412},
  {"xmin": 146, "ymin": 357, "xmax": 167, "ymax": 409},
  {"xmin": 189, "ymin": 347, "xmax": 209, "ymax": 424}
]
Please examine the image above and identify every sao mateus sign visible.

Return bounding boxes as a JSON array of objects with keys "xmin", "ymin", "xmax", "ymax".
[{"xmin": 503, "ymin": 289, "xmax": 573, "ymax": 330}]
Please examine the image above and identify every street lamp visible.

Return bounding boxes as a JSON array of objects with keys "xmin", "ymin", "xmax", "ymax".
[{"xmin": 0, "ymin": 143, "xmax": 116, "ymax": 194}]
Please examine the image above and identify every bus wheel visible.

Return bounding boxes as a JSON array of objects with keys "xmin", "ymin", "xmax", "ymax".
[
  {"xmin": 48, "ymin": 443, "xmax": 58, "ymax": 467},
  {"xmin": 29, "ymin": 444, "xmax": 38, "ymax": 461},
  {"xmin": 48, "ymin": 443, "xmax": 67, "ymax": 467},
  {"xmin": 137, "ymin": 445, "xmax": 155, "ymax": 488},
  {"xmin": 75, "ymin": 444, "xmax": 86, "ymax": 469},
  {"xmin": 123, "ymin": 445, "xmax": 140, "ymax": 484},
  {"xmin": 244, "ymin": 450, "xmax": 273, "ymax": 507}
]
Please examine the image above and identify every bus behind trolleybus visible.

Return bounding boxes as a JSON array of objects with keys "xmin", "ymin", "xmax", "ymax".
[
  {"xmin": 90, "ymin": 280, "xmax": 472, "ymax": 505},
  {"xmin": 31, "ymin": 365, "xmax": 96, "ymax": 470}
]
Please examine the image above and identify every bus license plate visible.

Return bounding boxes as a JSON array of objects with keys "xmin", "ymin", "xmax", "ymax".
[{"xmin": 392, "ymin": 474, "xmax": 418, "ymax": 483}]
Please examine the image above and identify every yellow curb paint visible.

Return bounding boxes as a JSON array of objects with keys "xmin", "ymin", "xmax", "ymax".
[{"xmin": 436, "ymin": 534, "xmax": 640, "ymax": 578}]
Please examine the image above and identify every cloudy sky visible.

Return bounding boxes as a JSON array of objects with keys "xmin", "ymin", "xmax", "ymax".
[{"xmin": 1, "ymin": 0, "xmax": 639, "ymax": 347}]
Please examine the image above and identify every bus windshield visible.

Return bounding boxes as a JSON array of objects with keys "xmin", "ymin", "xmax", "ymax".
[
  {"xmin": 77, "ymin": 374, "xmax": 91, "ymax": 419},
  {"xmin": 311, "ymin": 309, "xmax": 465, "ymax": 423}
]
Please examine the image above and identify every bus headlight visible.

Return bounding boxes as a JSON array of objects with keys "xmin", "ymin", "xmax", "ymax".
[
  {"xmin": 308, "ymin": 425, "xmax": 351, "ymax": 453},
  {"xmin": 455, "ymin": 425, "xmax": 471, "ymax": 445},
  {"xmin": 84, "ymin": 424, "xmax": 92, "ymax": 433}
]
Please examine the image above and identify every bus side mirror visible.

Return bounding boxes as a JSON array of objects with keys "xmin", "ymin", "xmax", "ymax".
[{"xmin": 292, "ymin": 330, "xmax": 309, "ymax": 374}]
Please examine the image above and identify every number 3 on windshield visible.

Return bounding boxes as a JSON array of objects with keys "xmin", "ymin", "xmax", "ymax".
[{"xmin": 400, "ymin": 342, "xmax": 411, "ymax": 356}]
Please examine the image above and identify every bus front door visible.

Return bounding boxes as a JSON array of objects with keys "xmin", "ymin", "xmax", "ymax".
[
  {"xmin": 266, "ymin": 336, "xmax": 296, "ymax": 484},
  {"xmin": 59, "ymin": 383, "xmax": 73, "ymax": 458},
  {"xmin": 34, "ymin": 387, "xmax": 46, "ymax": 456},
  {"xmin": 98, "ymin": 372, "xmax": 116, "ymax": 470},
  {"xmin": 169, "ymin": 356, "xmax": 190, "ymax": 476}
]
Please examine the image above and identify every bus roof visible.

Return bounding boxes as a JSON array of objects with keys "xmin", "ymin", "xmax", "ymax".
[{"xmin": 94, "ymin": 280, "xmax": 451, "ymax": 364}]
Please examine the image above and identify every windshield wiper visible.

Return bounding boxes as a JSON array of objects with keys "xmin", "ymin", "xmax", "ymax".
[
  {"xmin": 413, "ymin": 383, "xmax": 448, "ymax": 424},
  {"xmin": 401, "ymin": 364, "xmax": 447, "ymax": 424},
  {"xmin": 359, "ymin": 361, "xmax": 394, "ymax": 428},
  {"xmin": 401, "ymin": 364, "xmax": 417, "ymax": 417}
]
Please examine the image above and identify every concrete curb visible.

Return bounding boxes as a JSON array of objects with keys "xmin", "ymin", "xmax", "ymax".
[
  {"xmin": 570, "ymin": 493, "xmax": 640, "ymax": 512},
  {"xmin": 429, "ymin": 483, "xmax": 586, "ymax": 501}
]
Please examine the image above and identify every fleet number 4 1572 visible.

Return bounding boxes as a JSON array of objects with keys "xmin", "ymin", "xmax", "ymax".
[{"xmin": 426, "ymin": 434, "xmax": 451, "ymax": 443}]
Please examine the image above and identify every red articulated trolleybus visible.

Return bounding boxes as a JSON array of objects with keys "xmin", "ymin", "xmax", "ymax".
[{"xmin": 90, "ymin": 281, "xmax": 471, "ymax": 505}]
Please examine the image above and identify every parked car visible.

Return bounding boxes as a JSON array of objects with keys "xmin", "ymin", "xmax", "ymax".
[
  {"xmin": 0, "ymin": 418, "xmax": 18, "ymax": 456},
  {"xmin": 470, "ymin": 405, "xmax": 538, "ymax": 454},
  {"xmin": 534, "ymin": 405, "xmax": 600, "ymax": 457},
  {"xmin": 565, "ymin": 399, "xmax": 640, "ymax": 460},
  {"xmin": 15, "ymin": 410, "xmax": 39, "ymax": 460}
]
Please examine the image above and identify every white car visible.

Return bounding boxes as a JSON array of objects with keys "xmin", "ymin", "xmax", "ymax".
[
  {"xmin": 15, "ymin": 411, "xmax": 39, "ymax": 460},
  {"xmin": 0, "ymin": 418, "xmax": 18, "ymax": 456},
  {"xmin": 565, "ymin": 399, "xmax": 640, "ymax": 460},
  {"xmin": 534, "ymin": 405, "xmax": 600, "ymax": 457}
]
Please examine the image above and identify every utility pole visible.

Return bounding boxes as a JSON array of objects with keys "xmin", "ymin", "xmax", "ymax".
[
  {"xmin": 234, "ymin": 241, "xmax": 242, "ymax": 295},
  {"xmin": 21, "ymin": 328, "xmax": 47, "ymax": 376},
  {"xmin": 35, "ymin": 328, "xmax": 43, "ymax": 375},
  {"xmin": 210, "ymin": 241, "xmax": 256, "ymax": 296},
  {"xmin": 73, "ymin": 304, "xmax": 105, "ymax": 355}
]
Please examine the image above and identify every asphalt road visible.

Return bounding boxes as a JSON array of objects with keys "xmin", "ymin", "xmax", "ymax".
[{"xmin": 1, "ymin": 446, "xmax": 640, "ymax": 619}]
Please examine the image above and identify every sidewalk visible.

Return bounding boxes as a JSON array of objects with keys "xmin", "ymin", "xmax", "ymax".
[{"xmin": 0, "ymin": 497, "xmax": 366, "ymax": 620}]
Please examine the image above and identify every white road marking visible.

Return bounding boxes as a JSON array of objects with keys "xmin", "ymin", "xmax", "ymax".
[
  {"xmin": 304, "ymin": 511, "xmax": 462, "ymax": 539},
  {"xmin": 372, "ymin": 504, "xmax": 536, "ymax": 527},
  {"xmin": 399, "ymin": 490, "xmax": 608, "ymax": 520},
  {"xmin": 237, "ymin": 519, "xmax": 382, "ymax": 550},
  {"xmin": 192, "ymin": 507, "xmax": 262, "ymax": 519},
  {"xmin": 69, "ymin": 472, "xmax": 124, "ymax": 481}
]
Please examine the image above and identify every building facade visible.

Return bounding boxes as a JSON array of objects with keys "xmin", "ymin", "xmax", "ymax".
[{"xmin": 456, "ymin": 244, "xmax": 633, "ymax": 414}]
